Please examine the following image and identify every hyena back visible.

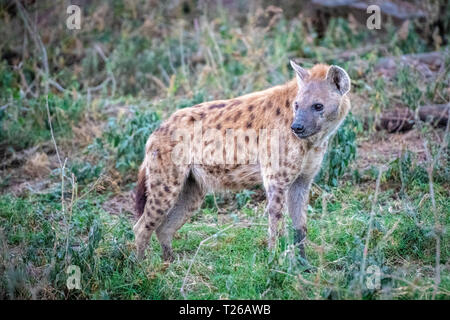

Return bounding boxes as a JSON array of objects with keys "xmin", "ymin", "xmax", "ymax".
[{"xmin": 133, "ymin": 62, "xmax": 351, "ymax": 263}]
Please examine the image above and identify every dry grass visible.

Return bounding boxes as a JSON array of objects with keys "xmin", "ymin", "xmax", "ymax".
[{"xmin": 0, "ymin": 0, "xmax": 448, "ymax": 300}]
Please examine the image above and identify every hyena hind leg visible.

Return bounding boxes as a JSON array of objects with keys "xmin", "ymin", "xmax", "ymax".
[
  {"xmin": 133, "ymin": 167, "xmax": 188, "ymax": 259},
  {"xmin": 156, "ymin": 173, "xmax": 205, "ymax": 261}
]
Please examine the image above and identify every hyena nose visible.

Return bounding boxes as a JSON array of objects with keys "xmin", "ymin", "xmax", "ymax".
[{"xmin": 291, "ymin": 123, "xmax": 305, "ymax": 134}]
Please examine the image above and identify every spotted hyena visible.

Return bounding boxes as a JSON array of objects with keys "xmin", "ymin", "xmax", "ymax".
[{"xmin": 133, "ymin": 61, "xmax": 351, "ymax": 264}]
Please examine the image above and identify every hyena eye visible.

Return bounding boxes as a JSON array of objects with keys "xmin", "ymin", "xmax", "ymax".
[
  {"xmin": 294, "ymin": 102, "xmax": 299, "ymax": 110},
  {"xmin": 312, "ymin": 103, "xmax": 324, "ymax": 112}
]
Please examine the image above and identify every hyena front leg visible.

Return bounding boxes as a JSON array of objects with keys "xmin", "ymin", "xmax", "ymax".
[
  {"xmin": 156, "ymin": 173, "xmax": 205, "ymax": 261},
  {"xmin": 265, "ymin": 184, "xmax": 287, "ymax": 250},
  {"xmin": 287, "ymin": 174, "xmax": 313, "ymax": 263}
]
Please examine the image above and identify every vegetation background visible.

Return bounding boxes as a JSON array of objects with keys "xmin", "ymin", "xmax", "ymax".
[{"xmin": 0, "ymin": 0, "xmax": 449, "ymax": 299}]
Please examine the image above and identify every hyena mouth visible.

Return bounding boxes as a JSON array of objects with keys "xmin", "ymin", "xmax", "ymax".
[{"xmin": 292, "ymin": 129, "xmax": 318, "ymax": 139}]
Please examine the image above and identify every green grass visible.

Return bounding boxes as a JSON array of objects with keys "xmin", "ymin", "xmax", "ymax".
[
  {"xmin": 1, "ymin": 168, "xmax": 448, "ymax": 299},
  {"xmin": 0, "ymin": 1, "xmax": 449, "ymax": 300}
]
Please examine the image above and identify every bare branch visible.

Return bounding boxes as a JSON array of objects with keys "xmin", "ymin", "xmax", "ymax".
[
  {"xmin": 14, "ymin": 0, "xmax": 62, "ymax": 168},
  {"xmin": 94, "ymin": 44, "xmax": 116, "ymax": 97}
]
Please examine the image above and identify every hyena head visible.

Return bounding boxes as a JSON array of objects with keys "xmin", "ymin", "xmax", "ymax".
[{"xmin": 289, "ymin": 60, "xmax": 351, "ymax": 141}]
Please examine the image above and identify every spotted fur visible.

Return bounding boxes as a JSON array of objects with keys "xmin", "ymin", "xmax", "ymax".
[{"xmin": 133, "ymin": 62, "xmax": 351, "ymax": 263}]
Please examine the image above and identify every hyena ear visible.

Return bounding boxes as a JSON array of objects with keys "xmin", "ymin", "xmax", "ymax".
[
  {"xmin": 326, "ymin": 65, "xmax": 351, "ymax": 96},
  {"xmin": 290, "ymin": 60, "xmax": 309, "ymax": 87}
]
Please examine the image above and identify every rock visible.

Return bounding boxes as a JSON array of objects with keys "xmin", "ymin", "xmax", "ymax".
[
  {"xmin": 376, "ymin": 107, "xmax": 415, "ymax": 133},
  {"xmin": 375, "ymin": 104, "xmax": 449, "ymax": 133},
  {"xmin": 375, "ymin": 51, "xmax": 447, "ymax": 79},
  {"xmin": 418, "ymin": 104, "xmax": 449, "ymax": 128},
  {"xmin": 310, "ymin": 0, "xmax": 426, "ymax": 24}
]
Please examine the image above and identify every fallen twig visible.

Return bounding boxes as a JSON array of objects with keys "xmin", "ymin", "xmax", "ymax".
[{"xmin": 180, "ymin": 224, "xmax": 234, "ymax": 298}]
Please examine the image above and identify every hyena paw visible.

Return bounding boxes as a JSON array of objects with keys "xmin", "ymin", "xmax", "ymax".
[
  {"xmin": 162, "ymin": 249, "xmax": 174, "ymax": 262},
  {"xmin": 135, "ymin": 243, "xmax": 147, "ymax": 260}
]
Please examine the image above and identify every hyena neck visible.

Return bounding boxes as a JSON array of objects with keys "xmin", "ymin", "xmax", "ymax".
[
  {"xmin": 236, "ymin": 78, "xmax": 298, "ymax": 133},
  {"xmin": 261, "ymin": 78, "xmax": 298, "ymax": 125}
]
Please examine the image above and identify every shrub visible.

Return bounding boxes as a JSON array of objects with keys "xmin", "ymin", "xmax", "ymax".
[
  {"xmin": 316, "ymin": 112, "xmax": 362, "ymax": 187},
  {"xmin": 96, "ymin": 109, "xmax": 161, "ymax": 173}
]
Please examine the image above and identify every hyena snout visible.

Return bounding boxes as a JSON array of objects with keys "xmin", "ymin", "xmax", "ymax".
[
  {"xmin": 291, "ymin": 117, "xmax": 318, "ymax": 139},
  {"xmin": 291, "ymin": 122, "xmax": 305, "ymax": 135},
  {"xmin": 292, "ymin": 102, "xmax": 329, "ymax": 139}
]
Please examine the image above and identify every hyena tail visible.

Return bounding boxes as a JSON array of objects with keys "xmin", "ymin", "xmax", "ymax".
[{"xmin": 135, "ymin": 166, "xmax": 147, "ymax": 217}]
